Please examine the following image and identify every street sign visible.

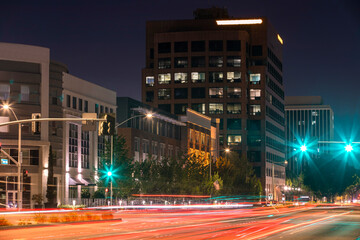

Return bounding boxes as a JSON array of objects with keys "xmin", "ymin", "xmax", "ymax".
[
  {"xmin": 1, "ymin": 158, "xmax": 8, "ymax": 164},
  {"xmin": 268, "ymin": 193, "xmax": 273, "ymax": 200},
  {"xmin": 82, "ymin": 113, "xmax": 97, "ymax": 131}
]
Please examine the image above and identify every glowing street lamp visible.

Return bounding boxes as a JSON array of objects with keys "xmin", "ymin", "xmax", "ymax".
[
  {"xmin": 225, "ymin": 148, "xmax": 230, "ymax": 153},
  {"xmin": 300, "ymin": 145, "xmax": 307, "ymax": 152},
  {"xmin": 345, "ymin": 144, "xmax": 353, "ymax": 152},
  {"xmin": 1, "ymin": 104, "xmax": 22, "ymax": 210}
]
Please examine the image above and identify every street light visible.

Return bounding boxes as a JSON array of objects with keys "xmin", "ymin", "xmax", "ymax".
[
  {"xmin": 107, "ymin": 113, "xmax": 153, "ymax": 205},
  {"xmin": 1, "ymin": 104, "xmax": 22, "ymax": 210}
]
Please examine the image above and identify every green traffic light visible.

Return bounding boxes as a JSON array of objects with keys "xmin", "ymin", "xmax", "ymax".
[
  {"xmin": 300, "ymin": 145, "xmax": 307, "ymax": 152},
  {"xmin": 345, "ymin": 144, "xmax": 353, "ymax": 152},
  {"xmin": 107, "ymin": 171, "xmax": 112, "ymax": 177}
]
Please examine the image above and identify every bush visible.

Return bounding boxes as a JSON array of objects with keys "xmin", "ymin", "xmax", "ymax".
[
  {"xmin": 33, "ymin": 213, "xmax": 47, "ymax": 224},
  {"xmin": 49, "ymin": 215, "xmax": 60, "ymax": 223},
  {"xmin": 0, "ymin": 217, "xmax": 11, "ymax": 226},
  {"xmin": 63, "ymin": 212, "xmax": 78, "ymax": 222},
  {"xmin": 101, "ymin": 212, "xmax": 114, "ymax": 220},
  {"xmin": 93, "ymin": 190, "xmax": 105, "ymax": 199},
  {"xmin": 58, "ymin": 204, "xmax": 85, "ymax": 209},
  {"xmin": 18, "ymin": 219, "xmax": 32, "ymax": 226}
]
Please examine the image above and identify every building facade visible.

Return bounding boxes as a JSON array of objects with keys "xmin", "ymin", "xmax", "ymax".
[
  {"xmin": 0, "ymin": 42, "xmax": 116, "ymax": 208},
  {"xmin": 62, "ymin": 73, "xmax": 117, "ymax": 205},
  {"xmin": 116, "ymin": 97, "xmax": 219, "ymax": 162},
  {"xmin": 141, "ymin": 8, "xmax": 286, "ymax": 197},
  {"xmin": 285, "ymin": 96, "xmax": 334, "ymax": 175}
]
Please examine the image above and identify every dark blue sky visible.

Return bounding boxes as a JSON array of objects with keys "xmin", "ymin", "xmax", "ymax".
[{"xmin": 1, "ymin": 0, "xmax": 360, "ymax": 139}]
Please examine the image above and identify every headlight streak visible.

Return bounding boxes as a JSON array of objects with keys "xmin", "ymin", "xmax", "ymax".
[{"xmin": 243, "ymin": 210, "xmax": 352, "ymax": 240}]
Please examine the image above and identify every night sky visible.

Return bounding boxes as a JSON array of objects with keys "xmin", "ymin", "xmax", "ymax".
[{"xmin": 1, "ymin": 0, "xmax": 360, "ymax": 139}]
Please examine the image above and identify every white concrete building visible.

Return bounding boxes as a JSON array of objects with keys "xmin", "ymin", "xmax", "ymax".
[
  {"xmin": 62, "ymin": 73, "xmax": 116, "ymax": 205},
  {"xmin": 0, "ymin": 42, "xmax": 116, "ymax": 208}
]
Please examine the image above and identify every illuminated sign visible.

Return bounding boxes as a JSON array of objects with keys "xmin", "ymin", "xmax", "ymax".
[
  {"xmin": 1, "ymin": 159, "xmax": 8, "ymax": 164},
  {"xmin": 216, "ymin": 19, "xmax": 263, "ymax": 25}
]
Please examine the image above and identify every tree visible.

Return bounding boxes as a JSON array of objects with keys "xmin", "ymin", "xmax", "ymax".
[
  {"xmin": 303, "ymin": 153, "xmax": 359, "ymax": 201},
  {"xmin": 97, "ymin": 135, "xmax": 134, "ymax": 199},
  {"xmin": 46, "ymin": 145, "xmax": 57, "ymax": 207},
  {"xmin": 214, "ymin": 152, "xmax": 262, "ymax": 196}
]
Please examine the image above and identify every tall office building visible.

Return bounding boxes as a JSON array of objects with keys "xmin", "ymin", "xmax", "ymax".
[
  {"xmin": 142, "ymin": 8, "xmax": 285, "ymax": 198},
  {"xmin": 285, "ymin": 96, "xmax": 334, "ymax": 175}
]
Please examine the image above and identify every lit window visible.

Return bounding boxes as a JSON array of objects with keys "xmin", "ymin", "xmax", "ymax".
[
  {"xmin": 146, "ymin": 76, "xmax": 155, "ymax": 86},
  {"xmin": 209, "ymin": 88, "xmax": 223, "ymax": 98},
  {"xmin": 174, "ymin": 73, "xmax": 188, "ymax": 84},
  {"xmin": 227, "ymin": 56, "xmax": 241, "ymax": 67},
  {"xmin": 0, "ymin": 84, "xmax": 10, "ymax": 100},
  {"xmin": 20, "ymin": 85, "xmax": 30, "ymax": 102},
  {"xmin": 209, "ymin": 103, "xmax": 223, "ymax": 115},
  {"xmin": 158, "ymin": 73, "xmax": 171, "ymax": 84},
  {"xmin": 249, "ymin": 105, "xmax": 261, "ymax": 115},
  {"xmin": 174, "ymin": 57, "xmax": 188, "ymax": 68},
  {"xmin": 209, "ymin": 56, "xmax": 223, "ymax": 67},
  {"xmin": 209, "ymin": 72, "xmax": 223, "ymax": 83},
  {"xmin": 191, "ymin": 72, "xmax": 205, "ymax": 83},
  {"xmin": 227, "ymin": 103, "xmax": 241, "ymax": 114},
  {"xmin": 227, "ymin": 135, "xmax": 242, "ymax": 145},
  {"xmin": 158, "ymin": 58, "xmax": 171, "ymax": 69},
  {"xmin": 227, "ymin": 72, "xmax": 241, "ymax": 82},
  {"xmin": 158, "ymin": 89, "xmax": 171, "ymax": 100},
  {"xmin": 250, "ymin": 73, "xmax": 261, "ymax": 84},
  {"xmin": 191, "ymin": 103, "xmax": 205, "ymax": 114},
  {"xmin": 250, "ymin": 89, "xmax": 261, "ymax": 100},
  {"xmin": 227, "ymin": 88, "xmax": 241, "ymax": 98}
]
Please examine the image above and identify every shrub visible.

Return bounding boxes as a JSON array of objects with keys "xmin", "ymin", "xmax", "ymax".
[
  {"xmin": 33, "ymin": 213, "xmax": 47, "ymax": 224},
  {"xmin": 18, "ymin": 219, "xmax": 32, "ymax": 225},
  {"xmin": 49, "ymin": 215, "xmax": 60, "ymax": 223},
  {"xmin": 0, "ymin": 217, "xmax": 11, "ymax": 226},
  {"xmin": 101, "ymin": 212, "xmax": 114, "ymax": 220}
]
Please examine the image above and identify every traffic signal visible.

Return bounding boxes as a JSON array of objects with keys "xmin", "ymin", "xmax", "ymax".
[
  {"xmin": 345, "ymin": 144, "xmax": 353, "ymax": 152},
  {"xmin": 23, "ymin": 169, "xmax": 28, "ymax": 178},
  {"xmin": 300, "ymin": 145, "xmax": 307, "ymax": 152},
  {"xmin": 32, "ymin": 113, "xmax": 41, "ymax": 134},
  {"xmin": 98, "ymin": 113, "xmax": 116, "ymax": 136}
]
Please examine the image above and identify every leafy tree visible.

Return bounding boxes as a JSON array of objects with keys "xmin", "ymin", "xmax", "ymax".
[
  {"xmin": 81, "ymin": 188, "xmax": 91, "ymax": 198},
  {"xmin": 46, "ymin": 145, "xmax": 56, "ymax": 206},
  {"xmin": 97, "ymin": 135, "xmax": 134, "ymax": 199},
  {"xmin": 344, "ymin": 175, "xmax": 360, "ymax": 201},
  {"xmin": 303, "ymin": 153, "xmax": 359, "ymax": 201},
  {"xmin": 214, "ymin": 152, "xmax": 262, "ymax": 196}
]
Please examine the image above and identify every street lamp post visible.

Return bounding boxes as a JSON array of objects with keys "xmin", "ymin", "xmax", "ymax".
[
  {"xmin": 2, "ymin": 104, "xmax": 22, "ymax": 210},
  {"xmin": 108, "ymin": 113, "xmax": 153, "ymax": 205},
  {"xmin": 209, "ymin": 148, "xmax": 230, "ymax": 181}
]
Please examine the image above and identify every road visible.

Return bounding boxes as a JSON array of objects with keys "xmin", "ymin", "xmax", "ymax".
[{"xmin": 1, "ymin": 205, "xmax": 360, "ymax": 239}]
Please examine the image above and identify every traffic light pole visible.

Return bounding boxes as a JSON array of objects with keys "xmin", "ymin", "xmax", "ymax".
[
  {"xmin": 18, "ymin": 123, "xmax": 22, "ymax": 210},
  {"xmin": 110, "ymin": 135, "xmax": 113, "ymax": 206},
  {"xmin": 0, "ymin": 117, "xmax": 105, "ymax": 210}
]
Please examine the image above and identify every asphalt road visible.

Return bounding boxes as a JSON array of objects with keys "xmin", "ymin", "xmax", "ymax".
[{"xmin": 1, "ymin": 205, "xmax": 360, "ymax": 240}]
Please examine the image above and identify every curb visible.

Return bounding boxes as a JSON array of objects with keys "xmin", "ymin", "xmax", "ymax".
[{"xmin": 0, "ymin": 218, "xmax": 122, "ymax": 230}]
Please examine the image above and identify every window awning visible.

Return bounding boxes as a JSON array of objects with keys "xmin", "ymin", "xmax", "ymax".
[
  {"xmin": 80, "ymin": 178, "xmax": 96, "ymax": 186},
  {"xmin": 69, "ymin": 177, "xmax": 84, "ymax": 186}
]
